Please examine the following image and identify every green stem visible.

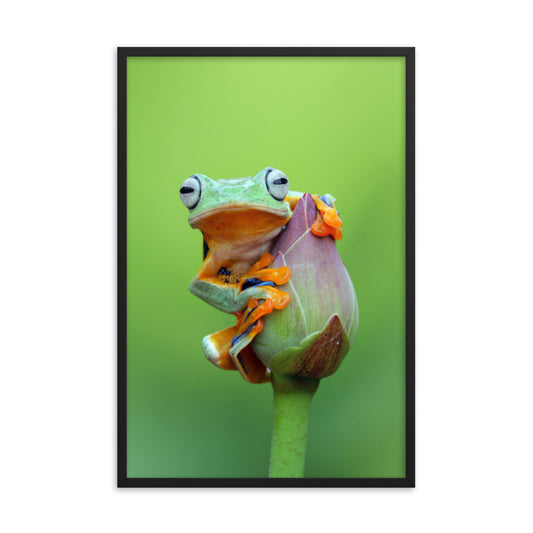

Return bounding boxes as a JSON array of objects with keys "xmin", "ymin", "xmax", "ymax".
[{"xmin": 268, "ymin": 373, "xmax": 320, "ymax": 478}]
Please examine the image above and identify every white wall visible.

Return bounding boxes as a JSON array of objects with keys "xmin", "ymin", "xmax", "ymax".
[{"xmin": 1, "ymin": 1, "xmax": 532, "ymax": 532}]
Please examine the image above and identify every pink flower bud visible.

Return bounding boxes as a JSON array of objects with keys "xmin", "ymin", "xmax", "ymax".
[{"xmin": 252, "ymin": 194, "xmax": 358, "ymax": 378}]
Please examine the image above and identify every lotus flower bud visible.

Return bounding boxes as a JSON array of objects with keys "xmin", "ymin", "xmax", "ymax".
[{"xmin": 252, "ymin": 194, "xmax": 358, "ymax": 378}]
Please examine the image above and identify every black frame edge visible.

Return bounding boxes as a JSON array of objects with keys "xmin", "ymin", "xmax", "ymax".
[
  {"xmin": 405, "ymin": 48, "xmax": 415, "ymax": 488},
  {"xmin": 117, "ymin": 48, "xmax": 128, "ymax": 487},
  {"xmin": 118, "ymin": 477, "xmax": 414, "ymax": 488},
  {"xmin": 117, "ymin": 47, "xmax": 415, "ymax": 488},
  {"xmin": 117, "ymin": 46, "xmax": 415, "ymax": 58}
]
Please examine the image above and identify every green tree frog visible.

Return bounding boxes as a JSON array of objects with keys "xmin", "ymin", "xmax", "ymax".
[{"xmin": 179, "ymin": 167, "xmax": 342, "ymax": 383}]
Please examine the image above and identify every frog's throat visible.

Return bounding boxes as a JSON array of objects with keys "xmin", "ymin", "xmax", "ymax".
[{"xmin": 190, "ymin": 207, "xmax": 290, "ymax": 264}]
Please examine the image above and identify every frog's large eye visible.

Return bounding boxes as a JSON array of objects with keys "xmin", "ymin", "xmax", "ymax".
[
  {"xmin": 180, "ymin": 176, "xmax": 201, "ymax": 209},
  {"xmin": 265, "ymin": 169, "xmax": 290, "ymax": 201}
]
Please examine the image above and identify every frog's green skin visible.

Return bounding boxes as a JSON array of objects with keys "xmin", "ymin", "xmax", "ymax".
[{"xmin": 181, "ymin": 167, "xmax": 293, "ymax": 314}]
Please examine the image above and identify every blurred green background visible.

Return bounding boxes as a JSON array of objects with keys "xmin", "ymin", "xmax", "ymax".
[{"xmin": 127, "ymin": 56, "xmax": 405, "ymax": 478}]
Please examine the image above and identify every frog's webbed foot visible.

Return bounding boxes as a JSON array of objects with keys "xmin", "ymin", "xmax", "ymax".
[
  {"xmin": 286, "ymin": 193, "xmax": 342, "ymax": 240},
  {"xmin": 235, "ymin": 252, "xmax": 291, "ymax": 310},
  {"xmin": 310, "ymin": 194, "xmax": 343, "ymax": 240}
]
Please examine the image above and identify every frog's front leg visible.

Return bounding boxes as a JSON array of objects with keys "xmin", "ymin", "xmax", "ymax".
[
  {"xmin": 234, "ymin": 252, "xmax": 290, "ymax": 310},
  {"xmin": 189, "ymin": 252, "xmax": 290, "ymax": 313}
]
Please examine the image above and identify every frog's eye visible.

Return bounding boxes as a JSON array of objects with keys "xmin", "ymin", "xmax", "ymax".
[
  {"xmin": 180, "ymin": 176, "xmax": 201, "ymax": 209},
  {"xmin": 265, "ymin": 169, "xmax": 290, "ymax": 201}
]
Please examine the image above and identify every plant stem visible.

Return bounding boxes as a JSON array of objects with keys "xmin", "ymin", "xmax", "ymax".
[{"xmin": 268, "ymin": 373, "xmax": 320, "ymax": 478}]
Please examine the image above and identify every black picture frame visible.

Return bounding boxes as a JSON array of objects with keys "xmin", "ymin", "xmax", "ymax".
[{"xmin": 118, "ymin": 47, "xmax": 415, "ymax": 488}]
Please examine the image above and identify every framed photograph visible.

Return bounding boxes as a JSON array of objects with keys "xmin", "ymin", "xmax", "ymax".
[{"xmin": 118, "ymin": 47, "xmax": 415, "ymax": 487}]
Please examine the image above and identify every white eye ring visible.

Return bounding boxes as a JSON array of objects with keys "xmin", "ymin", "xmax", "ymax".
[
  {"xmin": 179, "ymin": 176, "xmax": 201, "ymax": 209},
  {"xmin": 265, "ymin": 169, "xmax": 289, "ymax": 201}
]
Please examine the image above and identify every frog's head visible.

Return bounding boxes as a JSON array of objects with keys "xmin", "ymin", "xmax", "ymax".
[{"xmin": 179, "ymin": 167, "xmax": 292, "ymax": 240}]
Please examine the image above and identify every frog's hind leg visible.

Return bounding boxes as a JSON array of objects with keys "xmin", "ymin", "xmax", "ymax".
[
  {"xmin": 202, "ymin": 316, "xmax": 270, "ymax": 384},
  {"xmin": 202, "ymin": 325, "xmax": 240, "ymax": 371},
  {"xmin": 228, "ymin": 298, "xmax": 275, "ymax": 383}
]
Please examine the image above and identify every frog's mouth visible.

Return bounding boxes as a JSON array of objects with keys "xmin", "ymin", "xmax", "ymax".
[{"xmin": 189, "ymin": 204, "xmax": 290, "ymax": 229}]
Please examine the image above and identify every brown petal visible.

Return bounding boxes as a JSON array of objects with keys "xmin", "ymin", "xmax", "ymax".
[{"xmin": 268, "ymin": 314, "xmax": 351, "ymax": 378}]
